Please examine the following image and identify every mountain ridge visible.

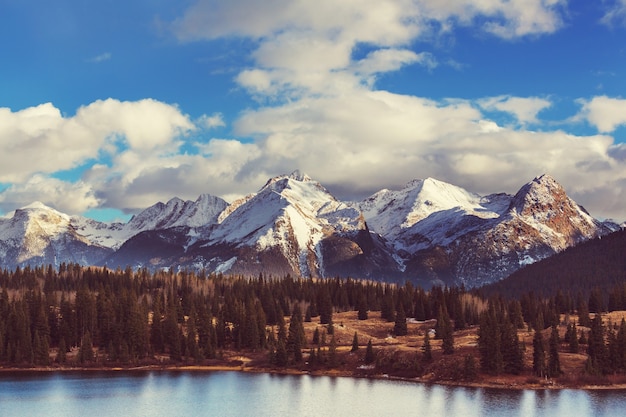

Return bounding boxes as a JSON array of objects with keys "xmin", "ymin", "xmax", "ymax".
[{"xmin": 0, "ymin": 172, "xmax": 619, "ymax": 287}]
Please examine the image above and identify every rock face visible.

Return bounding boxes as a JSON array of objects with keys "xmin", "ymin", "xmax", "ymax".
[{"xmin": 0, "ymin": 173, "xmax": 614, "ymax": 287}]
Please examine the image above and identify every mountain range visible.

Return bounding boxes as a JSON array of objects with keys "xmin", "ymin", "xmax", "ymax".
[{"xmin": 0, "ymin": 171, "xmax": 620, "ymax": 287}]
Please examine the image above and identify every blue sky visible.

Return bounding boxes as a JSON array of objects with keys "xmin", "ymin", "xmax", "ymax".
[{"xmin": 1, "ymin": 0, "xmax": 626, "ymax": 222}]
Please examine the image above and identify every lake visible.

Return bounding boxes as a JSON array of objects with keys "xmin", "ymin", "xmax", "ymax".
[{"xmin": 1, "ymin": 371, "xmax": 626, "ymax": 417}]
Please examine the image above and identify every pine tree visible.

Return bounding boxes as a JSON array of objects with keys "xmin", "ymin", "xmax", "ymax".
[
  {"xmin": 477, "ymin": 303, "xmax": 503, "ymax": 374},
  {"xmin": 357, "ymin": 296, "xmax": 368, "ymax": 320},
  {"xmin": 312, "ymin": 327, "xmax": 320, "ymax": 346},
  {"xmin": 569, "ymin": 323, "xmax": 579, "ymax": 353},
  {"xmin": 422, "ymin": 330, "xmax": 433, "ymax": 363},
  {"xmin": 287, "ymin": 304, "xmax": 306, "ymax": 363},
  {"xmin": 547, "ymin": 326, "xmax": 562, "ymax": 378},
  {"xmin": 587, "ymin": 314, "xmax": 607, "ymax": 374},
  {"xmin": 438, "ymin": 307, "xmax": 454, "ymax": 355},
  {"xmin": 463, "ymin": 354, "xmax": 478, "ymax": 381},
  {"xmin": 328, "ymin": 335, "xmax": 338, "ymax": 368},
  {"xmin": 501, "ymin": 319, "xmax": 523, "ymax": 374},
  {"xmin": 394, "ymin": 303, "xmax": 408, "ymax": 336},
  {"xmin": 56, "ymin": 337, "xmax": 67, "ymax": 364},
  {"xmin": 532, "ymin": 328, "xmax": 546, "ymax": 377},
  {"xmin": 364, "ymin": 339, "xmax": 375, "ymax": 364},
  {"xmin": 351, "ymin": 332, "xmax": 359, "ymax": 352},
  {"xmin": 79, "ymin": 331, "xmax": 94, "ymax": 363}
]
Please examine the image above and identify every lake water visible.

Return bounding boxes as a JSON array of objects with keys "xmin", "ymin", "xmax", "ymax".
[{"xmin": 1, "ymin": 371, "xmax": 626, "ymax": 417}]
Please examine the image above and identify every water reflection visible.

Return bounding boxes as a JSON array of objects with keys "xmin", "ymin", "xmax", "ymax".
[{"xmin": 2, "ymin": 372, "xmax": 626, "ymax": 417}]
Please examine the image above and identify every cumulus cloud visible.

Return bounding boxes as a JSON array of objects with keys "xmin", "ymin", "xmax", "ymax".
[
  {"xmin": 230, "ymin": 90, "xmax": 624, "ymax": 215},
  {"xmin": 478, "ymin": 95, "xmax": 552, "ymax": 124},
  {"xmin": 577, "ymin": 96, "xmax": 626, "ymax": 133},
  {"xmin": 4, "ymin": 1, "xmax": 626, "ymax": 223},
  {"xmin": 0, "ymin": 99, "xmax": 196, "ymax": 184},
  {"xmin": 0, "ymin": 175, "xmax": 100, "ymax": 214},
  {"xmin": 172, "ymin": 0, "xmax": 567, "ymax": 97},
  {"xmin": 354, "ymin": 49, "xmax": 437, "ymax": 75}
]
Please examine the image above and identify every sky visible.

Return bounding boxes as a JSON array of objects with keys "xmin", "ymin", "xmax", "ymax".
[{"xmin": 1, "ymin": 0, "xmax": 626, "ymax": 222}]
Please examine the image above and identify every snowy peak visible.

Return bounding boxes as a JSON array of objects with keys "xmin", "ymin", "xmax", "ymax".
[
  {"xmin": 510, "ymin": 174, "xmax": 566, "ymax": 216},
  {"xmin": 127, "ymin": 194, "xmax": 228, "ymax": 231},
  {"xmin": 360, "ymin": 176, "xmax": 503, "ymax": 244},
  {"xmin": 0, "ymin": 172, "xmax": 613, "ymax": 287},
  {"xmin": 209, "ymin": 172, "xmax": 364, "ymax": 277},
  {"xmin": 509, "ymin": 174, "xmax": 599, "ymax": 235},
  {"xmin": 0, "ymin": 201, "xmax": 111, "ymax": 268}
]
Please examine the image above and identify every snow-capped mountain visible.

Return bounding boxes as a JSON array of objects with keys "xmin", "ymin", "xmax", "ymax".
[
  {"xmin": 360, "ymin": 174, "xmax": 610, "ymax": 286},
  {"xmin": 0, "ymin": 202, "xmax": 112, "ymax": 268},
  {"xmin": 170, "ymin": 171, "xmax": 397, "ymax": 278},
  {"xmin": 0, "ymin": 172, "xmax": 616, "ymax": 286}
]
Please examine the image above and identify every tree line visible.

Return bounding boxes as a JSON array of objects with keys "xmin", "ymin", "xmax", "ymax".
[{"xmin": 0, "ymin": 264, "xmax": 481, "ymax": 367}]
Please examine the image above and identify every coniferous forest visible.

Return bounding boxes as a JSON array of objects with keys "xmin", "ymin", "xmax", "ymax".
[{"xmin": 1, "ymin": 260, "xmax": 626, "ymax": 387}]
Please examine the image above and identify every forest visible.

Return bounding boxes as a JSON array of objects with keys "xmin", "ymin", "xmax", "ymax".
[{"xmin": 1, "ymin": 261, "xmax": 626, "ymax": 386}]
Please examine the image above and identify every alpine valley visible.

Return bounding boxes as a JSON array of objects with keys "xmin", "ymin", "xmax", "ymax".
[{"xmin": 0, "ymin": 172, "xmax": 620, "ymax": 288}]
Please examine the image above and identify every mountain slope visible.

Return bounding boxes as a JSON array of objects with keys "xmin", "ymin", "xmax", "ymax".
[
  {"xmin": 0, "ymin": 202, "xmax": 112, "ymax": 269},
  {"xmin": 481, "ymin": 227, "xmax": 626, "ymax": 299},
  {"xmin": 176, "ymin": 171, "xmax": 398, "ymax": 279},
  {"xmin": 360, "ymin": 174, "xmax": 610, "ymax": 286},
  {"xmin": 0, "ymin": 173, "xmax": 616, "ymax": 287}
]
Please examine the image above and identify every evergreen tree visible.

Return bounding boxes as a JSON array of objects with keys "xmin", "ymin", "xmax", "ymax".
[
  {"xmin": 569, "ymin": 323, "xmax": 579, "ymax": 354},
  {"xmin": 547, "ymin": 325, "xmax": 562, "ymax": 377},
  {"xmin": 438, "ymin": 308, "xmax": 454, "ymax": 355},
  {"xmin": 394, "ymin": 303, "xmax": 408, "ymax": 336},
  {"xmin": 364, "ymin": 339, "xmax": 375, "ymax": 364},
  {"xmin": 328, "ymin": 335, "xmax": 338, "ymax": 368},
  {"xmin": 79, "ymin": 331, "xmax": 94, "ymax": 363},
  {"xmin": 312, "ymin": 327, "xmax": 320, "ymax": 346},
  {"xmin": 587, "ymin": 314, "xmax": 607, "ymax": 375},
  {"xmin": 422, "ymin": 330, "xmax": 433, "ymax": 363},
  {"xmin": 477, "ymin": 303, "xmax": 503, "ymax": 374},
  {"xmin": 501, "ymin": 319, "xmax": 523, "ymax": 374},
  {"xmin": 351, "ymin": 332, "xmax": 359, "ymax": 352},
  {"xmin": 287, "ymin": 304, "xmax": 306, "ymax": 363},
  {"xmin": 357, "ymin": 296, "xmax": 368, "ymax": 321},
  {"xmin": 463, "ymin": 354, "xmax": 478, "ymax": 381},
  {"xmin": 56, "ymin": 337, "xmax": 67, "ymax": 364},
  {"xmin": 532, "ymin": 327, "xmax": 546, "ymax": 377}
]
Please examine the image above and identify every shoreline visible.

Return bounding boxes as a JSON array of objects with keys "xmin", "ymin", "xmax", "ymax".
[{"xmin": 3, "ymin": 363, "xmax": 626, "ymax": 391}]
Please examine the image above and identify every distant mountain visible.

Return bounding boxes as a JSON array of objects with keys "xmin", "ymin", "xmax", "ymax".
[
  {"xmin": 0, "ymin": 172, "xmax": 617, "ymax": 287},
  {"xmin": 0, "ymin": 202, "xmax": 112, "ymax": 268},
  {"xmin": 480, "ymin": 228, "xmax": 626, "ymax": 299},
  {"xmin": 357, "ymin": 174, "xmax": 613, "ymax": 287}
]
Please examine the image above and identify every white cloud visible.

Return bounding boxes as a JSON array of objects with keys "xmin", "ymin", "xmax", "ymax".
[
  {"xmin": 197, "ymin": 113, "xmax": 226, "ymax": 129},
  {"xmin": 0, "ymin": 175, "xmax": 99, "ymax": 214},
  {"xmin": 478, "ymin": 95, "xmax": 552, "ymax": 124},
  {"xmin": 88, "ymin": 52, "xmax": 112, "ymax": 63},
  {"xmin": 172, "ymin": 0, "xmax": 567, "ymax": 98},
  {"xmin": 577, "ymin": 96, "xmax": 626, "ymax": 133},
  {"xmin": 601, "ymin": 0, "xmax": 626, "ymax": 26},
  {"xmin": 0, "ymin": 99, "xmax": 197, "ymax": 185},
  {"xmin": 354, "ymin": 49, "xmax": 437, "ymax": 75}
]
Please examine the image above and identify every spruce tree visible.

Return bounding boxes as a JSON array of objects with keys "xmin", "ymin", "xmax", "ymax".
[
  {"xmin": 532, "ymin": 327, "xmax": 546, "ymax": 377},
  {"xmin": 287, "ymin": 304, "xmax": 306, "ymax": 363},
  {"xmin": 569, "ymin": 323, "xmax": 579, "ymax": 354},
  {"xmin": 422, "ymin": 331, "xmax": 433, "ymax": 363},
  {"xmin": 547, "ymin": 326, "xmax": 562, "ymax": 377},
  {"xmin": 394, "ymin": 303, "xmax": 408, "ymax": 336},
  {"xmin": 365, "ymin": 339, "xmax": 375, "ymax": 364},
  {"xmin": 328, "ymin": 335, "xmax": 338, "ymax": 368},
  {"xmin": 587, "ymin": 314, "xmax": 607, "ymax": 374},
  {"xmin": 357, "ymin": 296, "xmax": 368, "ymax": 320},
  {"xmin": 351, "ymin": 332, "xmax": 359, "ymax": 352}
]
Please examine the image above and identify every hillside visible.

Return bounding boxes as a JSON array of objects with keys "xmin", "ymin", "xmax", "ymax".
[{"xmin": 481, "ymin": 228, "xmax": 626, "ymax": 299}]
